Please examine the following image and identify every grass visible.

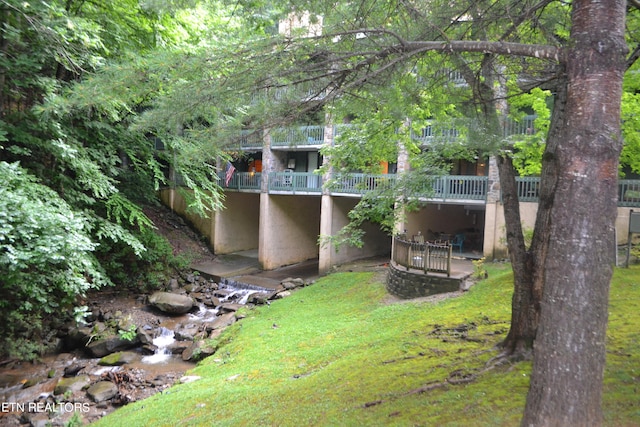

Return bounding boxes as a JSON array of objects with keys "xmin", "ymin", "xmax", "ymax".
[{"xmin": 92, "ymin": 263, "xmax": 640, "ymax": 427}]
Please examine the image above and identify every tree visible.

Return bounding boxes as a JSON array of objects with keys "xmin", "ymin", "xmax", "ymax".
[{"xmin": 0, "ymin": 0, "xmax": 229, "ymax": 358}]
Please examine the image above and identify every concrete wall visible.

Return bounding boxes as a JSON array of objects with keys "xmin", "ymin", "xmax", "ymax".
[
  {"xmin": 318, "ymin": 197, "xmax": 391, "ymax": 273},
  {"xmin": 483, "ymin": 201, "xmax": 538, "ymax": 259},
  {"xmin": 617, "ymin": 207, "xmax": 635, "ymax": 244},
  {"xmin": 405, "ymin": 204, "xmax": 485, "ymax": 238},
  {"xmin": 259, "ymin": 194, "xmax": 322, "ymax": 270},
  {"xmin": 213, "ymin": 192, "xmax": 260, "ymax": 253},
  {"xmin": 482, "ymin": 204, "xmax": 635, "ymax": 260}
]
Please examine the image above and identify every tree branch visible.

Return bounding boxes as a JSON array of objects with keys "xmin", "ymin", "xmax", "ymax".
[{"xmin": 402, "ymin": 40, "xmax": 564, "ymax": 62}]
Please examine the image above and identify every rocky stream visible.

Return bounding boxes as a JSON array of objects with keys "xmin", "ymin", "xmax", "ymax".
[{"xmin": 0, "ymin": 272, "xmax": 311, "ymax": 427}]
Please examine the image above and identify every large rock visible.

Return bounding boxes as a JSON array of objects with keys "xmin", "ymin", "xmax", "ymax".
[
  {"xmin": 149, "ymin": 292, "xmax": 194, "ymax": 314},
  {"xmin": 209, "ymin": 312, "xmax": 236, "ymax": 331},
  {"xmin": 98, "ymin": 351, "xmax": 138, "ymax": 366},
  {"xmin": 87, "ymin": 381, "xmax": 118, "ymax": 402},
  {"xmin": 86, "ymin": 334, "xmax": 137, "ymax": 358},
  {"xmin": 54, "ymin": 375, "xmax": 90, "ymax": 395},
  {"xmin": 181, "ymin": 340, "xmax": 217, "ymax": 362}
]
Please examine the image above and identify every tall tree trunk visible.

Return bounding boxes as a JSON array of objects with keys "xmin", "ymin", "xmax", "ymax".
[
  {"xmin": 497, "ymin": 155, "xmax": 536, "ymax": 357},
  {"xmin": 500, "ymin": 74, "xmax": 568, "ymax": 356},
  {"xmin": 521, "ymin": 1, "xmax": 627, "ymax": 425}
]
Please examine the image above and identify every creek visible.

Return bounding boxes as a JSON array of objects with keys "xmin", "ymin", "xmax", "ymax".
[{"xmin": 0, "ymin": 279, "xmax": 279, "ymax": 426}]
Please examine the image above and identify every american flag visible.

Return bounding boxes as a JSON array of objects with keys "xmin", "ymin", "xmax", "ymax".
[{"xmin": 224, "ymin": 161, "xmax": 236, "ymax": 186}]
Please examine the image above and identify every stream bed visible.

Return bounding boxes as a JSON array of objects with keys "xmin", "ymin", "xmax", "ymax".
[{"xmin": 0, "ymin": 276, "xmax": 302, "ymax": 427}]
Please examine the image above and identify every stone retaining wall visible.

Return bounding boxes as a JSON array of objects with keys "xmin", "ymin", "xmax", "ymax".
[{"xmin": 386, "ymin": 262, "xmax": 461, "ymax": 299}]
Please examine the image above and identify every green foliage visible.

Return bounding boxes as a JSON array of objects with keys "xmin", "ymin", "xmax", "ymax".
[
  {"xmin": 472, "ymin": 257, "xmax": 488, "ymax": 280},
  {"xmin": 118, "ymin": 324, "xmax": 138, "ymax": 341},
  {"xmin": 508, "ymin": 88, "xmax": 552, "ymax": 176},
  {"xmin": 0, "ymin": 161, "xmax": 109, "ymax": 359},
  {"xmin": 96, "ymin": 223, "xmax": 190, "ymax": 290}
]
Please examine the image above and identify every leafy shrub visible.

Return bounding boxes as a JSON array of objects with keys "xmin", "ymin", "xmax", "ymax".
[
  {"xmin": 96, "ymin": 222, "xmax": 190, "ymax": 291},
  {"xmin": 0, "ymin": 162, "xmax": 109, "ymax": 359}
]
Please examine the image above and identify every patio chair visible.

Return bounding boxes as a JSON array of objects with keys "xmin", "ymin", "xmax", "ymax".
[{"xmin": 451, "ymin": 233, "xmax": 465, "ymax": 253}]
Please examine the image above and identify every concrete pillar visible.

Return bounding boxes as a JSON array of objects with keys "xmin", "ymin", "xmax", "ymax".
[{"xmin": 318, "ymin": 194, "xmax": 335, "ymax": 275}]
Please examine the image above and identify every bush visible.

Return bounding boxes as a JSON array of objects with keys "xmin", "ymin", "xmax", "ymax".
[
  {"xmin": 0, "ymin": 162, "xmax": 109, "ymax": 359},
  {"xmin": 96, "ymin": 223, "xmax": 191, "ymax": 291}
]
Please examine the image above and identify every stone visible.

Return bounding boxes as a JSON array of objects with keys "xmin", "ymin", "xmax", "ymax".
[
  {"xmin": 86, "ymin": 334, "xmax": 136, "ymax": 358},
  {"xmin": 181, "ymin": 341, "xmax": 217, "ymax": 362},
  {"xmin": 137, "ymin": 329, "xmax": 155, "ymax": 346},
  {"xmin": 273, "ymin": 291, "xmax": 291, "ymax": 299},
  {"xmin": 218, "ymin": 303, "xmax": 242, "ymax": 313},
  {"xmin": 175, "ymin": 325, "xmax": 201, "ymax": 341},
  {"xmin": 202, "ymin": 296, "xmax": 221, "ymax": 307},
  {"xmin": 98, "ymin": 351, "xmax": 138, "ymax": 366},
  {"xmin": 281, "ymin": 277, "xmax": 305, "ymax": 290},
  {"xmin": 210, "ymin": 312, "xmax": 236, "ymax": 330},
  {"xmin": 87, "ymin": 381, "xmax": 118, "ymax": 402},
  {"xmin": 168, "ymin": 341, "xmax": 191, "ymax": 354},
  {"xmin": 54, "ymin": 375, "xmax": 90, "ymax": 395},
  {"xmin": 247, "ymin": 293, "xmax": 269, "ymax": 305},
  {"xmin": 168, "ymin": 278, "xmax": 180, "ymax": 290},
  {"xmin": 148, "ymin": 292, "xmax": 194, "ymax": 314},
  {"xmin": 65, "ymin": 326, "xmax": 93, "ymax": 349},
  {"xmin": 179, "ymin": 375, "xmax": 201, "ymax": 384}
]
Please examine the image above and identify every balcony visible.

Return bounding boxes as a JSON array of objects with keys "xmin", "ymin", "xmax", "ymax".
[
  {"xmin": 428, "ymin": 175, "xmax": 488, "ymax": 202},
  {"xmin": 268, "ymin": 171, "xmax": 323, "ymax": 194},
  {"xmin": 219, "ymin": 170, "xmax": 640, "ymax": 209},
  {"xmin": 328, "ymin": 173, "xmax": 396, "ymax": 195},
  {"xmin": 239, "ymin": 130, "xmax": 263, "ymax": 150},
  {"xmin": 270, "ymin": 125, "xmax": 325, "ymax": 149},
  {"xmin": 221, "ymin": 172, "xmax": 262, "ymax": 192},
  {"xmin": 410, "ymin": 115, "xmax": 538, "ymax": 146},
  {"xmin": 514, "ymin": 177, "xmax": 640, "ymax": 208}
]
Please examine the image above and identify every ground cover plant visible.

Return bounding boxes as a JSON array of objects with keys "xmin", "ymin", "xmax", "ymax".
[{"xmin": 93, "ymin": 264, "xmax": 640, "ymax": 426}]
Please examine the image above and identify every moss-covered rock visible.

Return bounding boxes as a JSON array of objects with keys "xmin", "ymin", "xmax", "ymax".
[{"xmin": 98, "ymin": 351, "xmax": 139, "ymax": 366}]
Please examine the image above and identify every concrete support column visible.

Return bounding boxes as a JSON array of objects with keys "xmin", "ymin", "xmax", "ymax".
[
  {"xmin": 393, "ymin": 141, "xmax": 411, "ymax": 236},
  {"xmin": 318, "ymin": 194, "xmax": 335, "ymax": 275}
]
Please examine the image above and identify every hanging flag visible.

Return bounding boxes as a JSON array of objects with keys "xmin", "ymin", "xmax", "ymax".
[{"xmin": 225, "ymin": 161, "xmax": 236, "ymax": 186}]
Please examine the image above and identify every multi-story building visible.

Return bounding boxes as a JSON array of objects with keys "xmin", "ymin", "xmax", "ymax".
[{"xmin": 158, "ymin": 114, "xmax": 640, "ymax": 277}]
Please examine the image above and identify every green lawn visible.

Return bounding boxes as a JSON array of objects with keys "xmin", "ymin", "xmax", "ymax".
[{"xmin": 92, "ymin": 263, "xmax": 640, "ymax": 426}]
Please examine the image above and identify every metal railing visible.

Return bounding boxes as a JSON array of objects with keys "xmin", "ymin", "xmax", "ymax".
[
  {"xmin": 513, "ymin": 177, "xmax": 640, "ymax": 207},
  {"xmin": 515, "ymin": 176, "xmax": 540, "ymax": 202},
  {"xmin": 618, "ymin": 180, "xmax": 640, "ymax": 207},
  {"xmin": 430, "ymin": 175, "xmax": 488, "ymax": 201},
  {"xmin": 411, "ymin": 115, "xmax": 539, "ymax": 146},
  {"xmin": 236, "ymin": 116, "xmax": 540, "ymax": 150},
  {"xmin": 221, "ymin": 172, "xmax": 262, "ymax": 191},
  {"xmin": 503, "ymin": 115, "xmax": 538, "ymax": 137},
  {"xmin": 268, "ymin": 171, "xmax": 323, "ymax": 193},
  {"xmin": 392, "ymin": 237, "xmax": 452, "ymax": 276},
  {"xmin": 239, "ymin": 130, "xmax": 263, "ymax": 149},
  {"xmin": 328, "ymin": 173, "xmax": 396, "ymax": 194},
  {"xmin": 410, "ymin": 122, "xmax": 464, "ymax": 145},
  {"xmin": 270, "ymin": 125, "xmax": 325, "ymax": 147}
]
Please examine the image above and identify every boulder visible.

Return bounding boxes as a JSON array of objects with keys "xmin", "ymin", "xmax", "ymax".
[
  {"xmin": 218, "ymin": 303, "xmax": 242, "ymax": 313},
  {"xmin": 98, "ymin": 351, "xmax": 138, "ymax": 366},
  {"xmin": 54, "ymin": 375, "xmax": 90, "ymax": 395},
  {"xmin": 210, "ymin": 312, "xmax": 236, "ymax": 331},
  {"xmin": 181, "ymin": 340, "xmax": 217, "ymax": 362},
  {"xmin": 86, "ymin": 334, "xmax": 137, "ymax": 358},
  {"xmin": 148, "ymin": 292, "xmax": 194, "ymax": 314},
  {"xmin": 87, "ymin": 381, "xmax": 118, "ymax": 402},
  {"xmin": 174, "ymin": 324, "xmax": 201, "ymax": 341},
  {"xmin": 281, "ymin": 277, "xmax": 305, "ymax": 290},
  {"xmin": 247, "ymin": 293, "xmax": 270, "ymax": 305}
]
